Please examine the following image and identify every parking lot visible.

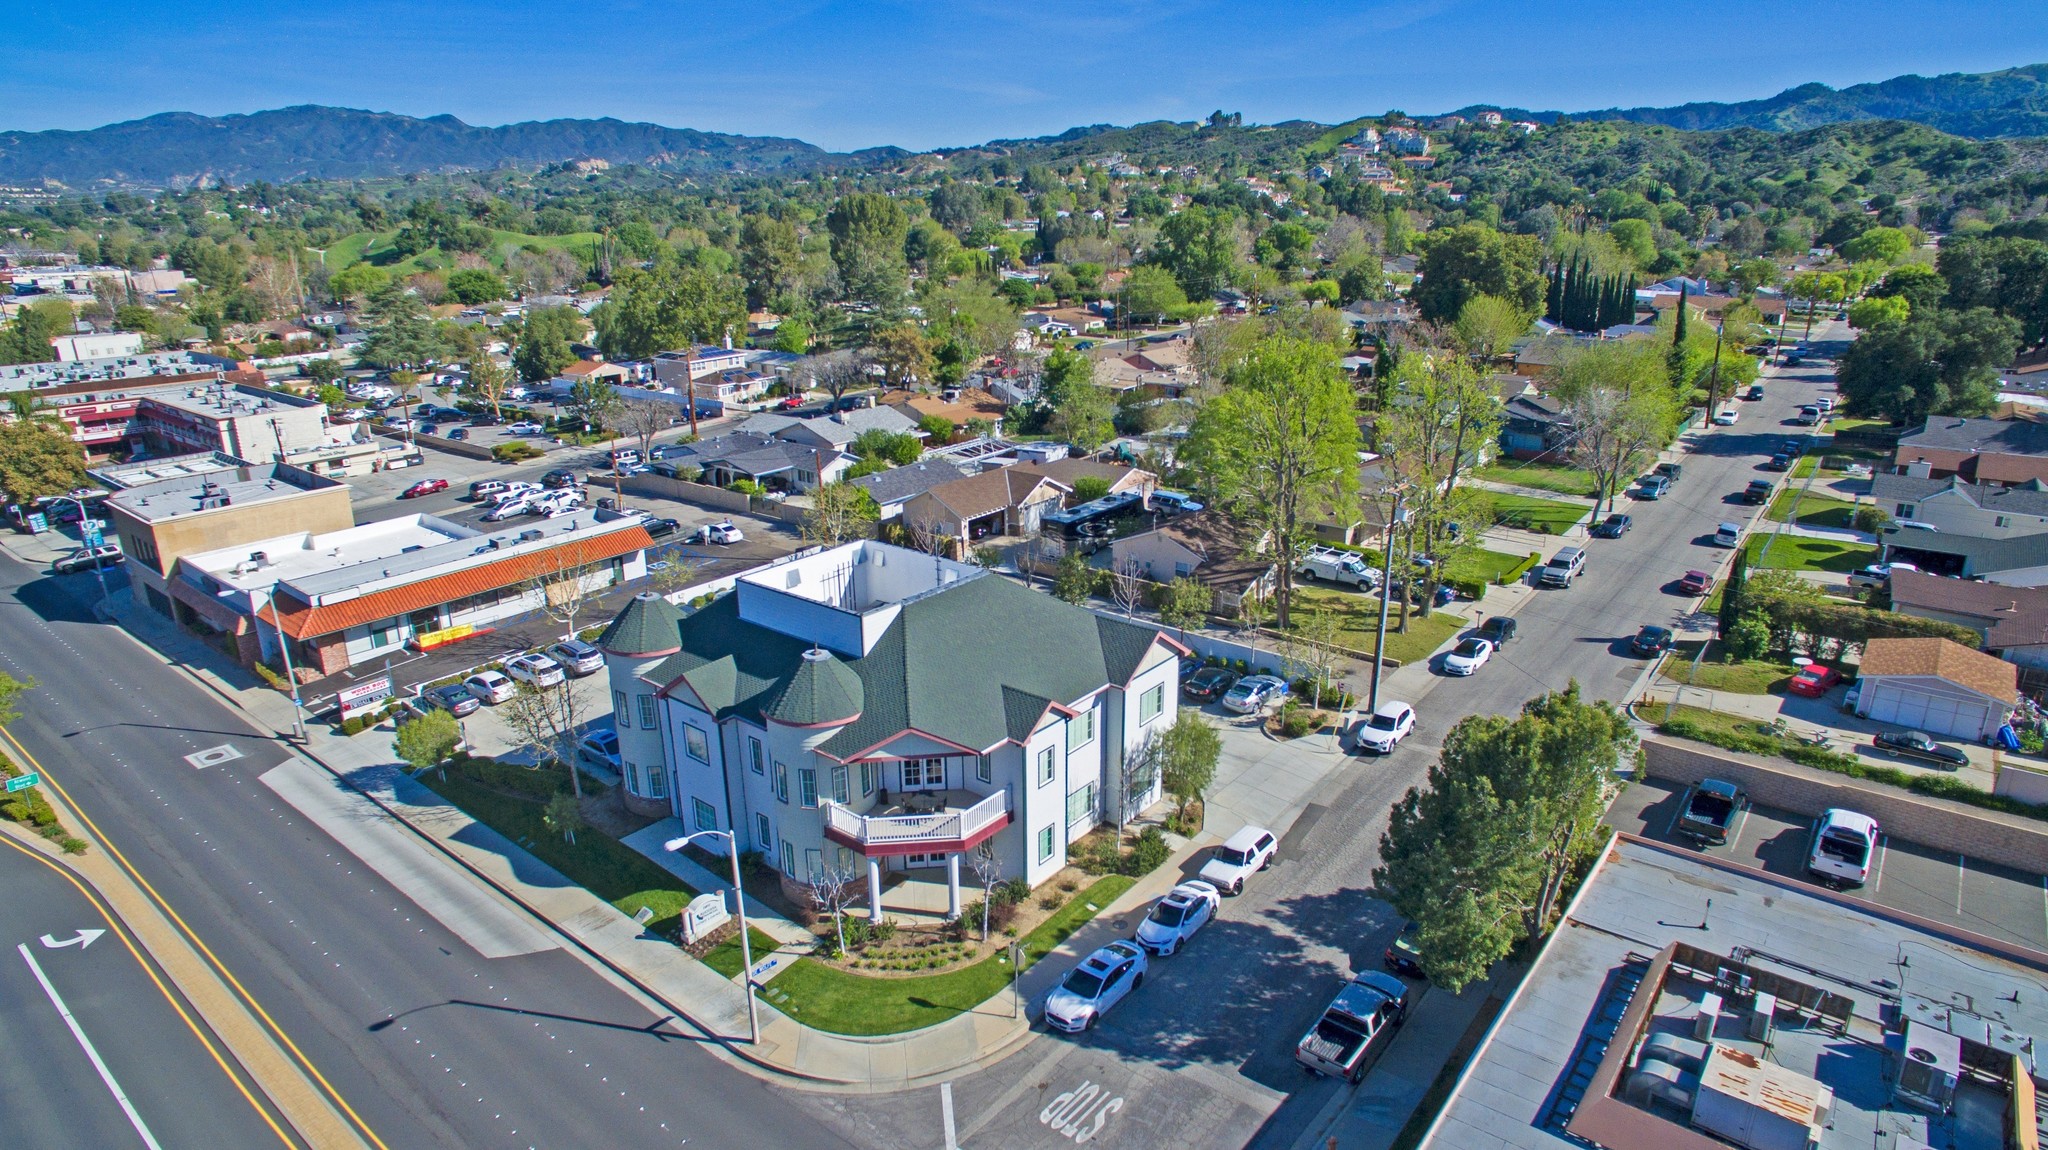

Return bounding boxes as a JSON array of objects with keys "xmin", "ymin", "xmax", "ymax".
[{"xmin": 1608, "ymin": 777, "xmax": 2048, "ymax": 950}]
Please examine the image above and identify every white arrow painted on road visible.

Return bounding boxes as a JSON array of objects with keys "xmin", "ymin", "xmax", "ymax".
[{"xmin": 39, "ymin": 929, "xmax": 105, "ymax": 950}]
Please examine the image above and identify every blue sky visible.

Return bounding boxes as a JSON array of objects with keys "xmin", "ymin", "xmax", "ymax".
[{"xmin": 6, "ymin": 1, "xmax": 2047, "ymax": 151}]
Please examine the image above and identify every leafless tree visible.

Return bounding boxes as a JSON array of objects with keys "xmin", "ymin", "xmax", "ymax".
[
  {"xmin": 1117, "ymin": 728, "xmax": 1163, "ymax": 828},
  {"xmin": 801, "ymin": 482, "xmax": 880, "ymax": 547},
  {"xmin": 1016, "ymin": 532, "xmax": 1063, "ymax": 590},
  {"xmin": 808, "ymin": 859, "xmax": 861, "ymax": 956},
  {"xmin": 502, "ymin": 681, "xmax": 588, "ymax": 798},
  {"xmin": 802, "ymin": 350, "xmax": 873, "ymax": 408},
  {"xmin": 1109, "ymin": 554, "xmax": 1146, "ymax": 620},
  {"xmin": 645, "ymin": 553, "xmax": 706, "ymax": 601},
  {"xmin": 616, "ymin": 394, "xmax": 673, "ymax": 460},
  {"xmin": 969, "ymin": 841, "xmax": 1004, "ymax": 942},
  {"xmin": 1279, "ymin": 607, "xmax": 1346, "ymax": 710},
  {"xmin": 526, "ymin": 550, "xmax": 605, "ymax": 643}
]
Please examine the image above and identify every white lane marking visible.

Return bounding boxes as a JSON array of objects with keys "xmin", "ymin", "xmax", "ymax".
[
  {"xmin": 1870, "ymin": 837, "xmax": 1889, "ymax": 894},
  {"xmin": 941, "ymin": 1081, "xmax": 959, "ymax": 1150},
  {"xmin": 1958, "ymin": 853, "xmax": 1968, "ymax": 914},
  {"xmin": 18, "ymin": 943, "xmax": 163, "ymax": 1149},
  {"xmin": 39, "ymin": 928, "xmax": 105, "ymax": 950}
]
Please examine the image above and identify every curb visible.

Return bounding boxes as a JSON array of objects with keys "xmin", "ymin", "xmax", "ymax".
[{"xmin": 100, "ymin": 604, "xmax": 1027, "ymax": 1090}]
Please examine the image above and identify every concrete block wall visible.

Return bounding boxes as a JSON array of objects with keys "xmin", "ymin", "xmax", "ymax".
[{"xmin": 1642, "ymin": 737, "xmax": 2048, "ymax": 874}]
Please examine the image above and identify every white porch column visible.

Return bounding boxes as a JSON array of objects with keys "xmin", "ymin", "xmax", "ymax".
[
  {"xmin": 946, "ymin": 852, "xmax": 962, "ymax": 920},
  {"xmin": 867, "ymin": 856, "xmax": 884, "ymax": 920}
]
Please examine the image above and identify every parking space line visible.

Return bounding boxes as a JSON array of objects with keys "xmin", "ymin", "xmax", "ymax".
[
  {"xmin": 2040, "ymin": 877, "xmax": 2047, "ymax": 947},
  {"xmin": 1726, "ymin": 803, "xmax": 1752, "ymax": 856},
  {"xmin": 1871, "ymin": 836, "xmax": 1889, "ymax": 894},
  {"xmin": 1663, "ymin": 789, "xmax": 1688, "ymax": 840},
  {"xmin": 1958, "ymin": 854, "xmax": 1968, "ymax": 914}
]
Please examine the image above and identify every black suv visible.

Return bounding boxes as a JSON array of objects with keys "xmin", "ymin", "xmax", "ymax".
[
  {"xmin": 1476, "ymin": 616, "xmax": 1517, "ymax": 646},
  {"xmin": 1591, "ymin": 513, "xmax": 1631, "ymax": 538},
  {"xmin": 541, "ymin": 468, "xmax": 578, "ymax": 489},
  {"xmin": 1654, "ymin": 462, "xmax": 1682, "ymax": 485},
  {"xmin": 1744, "ymin": 480, "xmax": 1775, "ymax": 504}
]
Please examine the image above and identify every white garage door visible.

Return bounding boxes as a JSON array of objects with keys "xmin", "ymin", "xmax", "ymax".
[{"xmin": 1864, "ymin": 680, "xmax": 1992, "ymax": 740}]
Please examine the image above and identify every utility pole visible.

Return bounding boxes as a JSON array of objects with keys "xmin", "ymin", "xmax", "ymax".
[
  {"xmin": 1368, "ymin": 491, "xmax": 1406, "ymax": 714},
  {"xmin": 1704, "ymin": 321, "xmax": 1725, "ymax": 416},
  {"xmin": 269, "ymin": 581, "xmax": 307, "ymax": 742},
  {"xmin": 683, "ymin": 347, "xmax": 699, "ymax": 439}
]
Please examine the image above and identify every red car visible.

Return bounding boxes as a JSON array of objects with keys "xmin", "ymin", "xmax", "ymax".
[
  {"xmin": 777, "ymin": 395, "xmax": 805, "ymax": 410},
  {"xmin": 400, "ymin": 478, "xmax": 450, "ymax": 499},
  {"xmin": 1677, "ymin": 570, "xmax": 1712, "ymax": 595},
  {"xmin": 1786, "ymin": 664, "xmax": 1843, "ymax": 697}
]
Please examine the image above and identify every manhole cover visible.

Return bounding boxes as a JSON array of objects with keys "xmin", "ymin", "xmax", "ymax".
[{"xmin": 184, "ymin": 744, "xmax": 243, "ymax": 769}]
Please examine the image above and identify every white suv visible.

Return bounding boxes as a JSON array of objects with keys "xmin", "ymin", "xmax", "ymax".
[
  {"xmin": 1354, "ymin": 702, "xmax": 1416, "ymax": 754},
  {"xmin": 1198, "ymin": 826, "xmax": 1278, "ymax": 895},
  {"xmin": 505, "ymin": 653, "xmax": 566, "ymax": 688}
]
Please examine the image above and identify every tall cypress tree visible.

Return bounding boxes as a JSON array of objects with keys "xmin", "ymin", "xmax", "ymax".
[{"xmin": 1718, "ymin": 548, "xmax": 1748, "ymax": 641}]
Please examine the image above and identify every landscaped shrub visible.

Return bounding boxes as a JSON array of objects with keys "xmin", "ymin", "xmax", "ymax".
[
  {"xmin": 1503, "ymin": 552, "xmax": 1544, "ymax": 584},
  {"xmin": 1277, "ymin": 706, "xmax": 1325, "ymax": 739},
  {"xmin": 492, "ymin": 441, "xmax": 543, "ymax": 462},
  {"xmin": 1127, "ymin": 826, "xmax": 1170, "ymax": 875}
]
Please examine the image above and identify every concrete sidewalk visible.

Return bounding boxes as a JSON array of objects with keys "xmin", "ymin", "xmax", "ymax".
[{"xmin": 90, "ymin": 585, "xmax": 1039, "ymax": 1089}]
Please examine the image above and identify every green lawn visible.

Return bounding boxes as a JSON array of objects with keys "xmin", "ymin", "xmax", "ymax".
[
  {"xmin": 416, "ymin": 763, "xmax": 699, "ymax": 934},
  {"xmin": 1657, "ymin": 640, "xmax": 1805, "ymax": 694},
  {"xmin": 1287, "ymin": 588, "xmax": 1467, "ymax": 665},
  {"xmin": 702, "ymin": 927, "xmax": 783, "ymax": 979},
  {"xmin": 1473, "ymin": 461, "xmax": 1600, "ymax": 499},
  {"xmin": 1743, "ymin": 533, "xmax": 1877, "ymax": 573},
  {"xmin": 1479, "ymin": 492, "xmax": 1591, "ymax": 535},
  {"xmin": 1765, "ymin": 487, "xmax": 1857, "ymax": 530},
  {"xmin": 1441, "ymin": 548, "xmax": 1528, "ymax": 587},
  {"xmin": 1790, "ymin": 455, "xmax": 1822, "ymax": 479},
  {"xmin": 764, "ymin": 875, "xmax": 1136, "ymax": 1036},
  {"xmin": 329, "ymin": 227, "xmax": 605, "ymax": 278}
]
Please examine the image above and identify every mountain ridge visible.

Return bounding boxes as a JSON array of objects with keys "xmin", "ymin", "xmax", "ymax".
[{"xmin": 5, "ymin": 62, "xmax": 2047, "ymax": 189}]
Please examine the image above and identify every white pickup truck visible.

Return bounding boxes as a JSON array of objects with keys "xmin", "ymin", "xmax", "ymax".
[{"xmin": 1295, "ymin": 546, "xmax": 1380, "ymax": 589}]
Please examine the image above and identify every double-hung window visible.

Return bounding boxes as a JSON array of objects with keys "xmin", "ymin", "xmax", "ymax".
[
  {"xmin": 748, "ymin": 737, "xmax": 765, "ymax": 775},
  {"xmin": 756, "ymin": 813, "xmax": 772, "ymax": 850},
  {"xmin": 859, "ymin": 762, "xmax": 875, "ymax": 796},
  {"xmin": 1037, "ymin": 747, "xmax": 1056, "ymax": 785},
  {"xmin": 831, "ymin": 765, "xmax": 850, "ymax": 804},
  {"xmin": 1037, "ymin": 825, "xmax": 1055, "ymax": 863},
  {"xmin": 975, "ymin": 755, "xmax": 992, "ymax": 784},
  {"xmin": 692, "ymin": 797, "xmax": 716, "ymax": 831},
  {"xmin": 798, "ymin": 766, "xmax": 818, "ymax": 808},
  {"xmin": 1066, "ymin": 783, "xmax": 1097, "ymax": 826},
  {"xmin": 637, "ymin": 694, "xmax": 658, "ymax": 730},
  {"xmin": 1066, "ymin": 709, "xmax": 1094, "ymax": 752},
  {"xmin": 645, "ymin": 764, "xmax": 666, "ymax": 799},
  {"xmin": 1140, "ymin": 684, "xmax": 1164, "ymax": 723},
  {"xmin": 772, "ymin": 762, "xmax": 789, "ymax": 804}
]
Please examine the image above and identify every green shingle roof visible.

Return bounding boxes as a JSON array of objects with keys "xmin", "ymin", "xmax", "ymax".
[
  {"xmin": 640, "ymin": 574, "xmax": 1170, "ymax": 756},
  {"xmin": 598, "ymin": 592, "xmax": 686, "ymax": 656},
  {"xmin": 764, "ymin": 649, "xmax": 864, "ymax": 726}
]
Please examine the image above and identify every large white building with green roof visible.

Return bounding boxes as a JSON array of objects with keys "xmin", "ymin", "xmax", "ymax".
[{"xmin": 596, "ymin": 540, "xmax": 1187, "ymax": 916}]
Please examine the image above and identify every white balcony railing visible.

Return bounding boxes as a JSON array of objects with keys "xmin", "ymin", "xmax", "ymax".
[{"xmin": 822, "ymin": 790, "xmax": 1010, "ymax": 849}]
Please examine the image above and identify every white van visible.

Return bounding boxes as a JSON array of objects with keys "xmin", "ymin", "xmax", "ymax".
[
  {"xmin": 1713, "ymin": 522, "xmax": 1742, "ymax": 548},
  {"xmin": 1808, "ymin": 809, "xmax": 1879, "ymax": 886}
]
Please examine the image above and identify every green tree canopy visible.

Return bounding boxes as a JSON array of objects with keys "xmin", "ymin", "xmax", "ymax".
[
  {"xmin": 826, "ymin": 192, "xmax": 910, "ymax": 308},
  {"xmin": 0, "ymin": 419, "xmax": 88, "ymax": 504},
  {"xmin": 445, "ymin": 267, "xmax": 508, "ymax": 305},
  {"xmin": 592, "ymin": 263, "xmax": 745, "ymax": 361},
  {"xmin": 514, "ymin": 305, "xmax": 583, "ymax": 383},
  {"xmin": 356, "ymin": 281, "xmax": 445, "ymax": 372},
  {"xmin": 1413, "ymin": 224, "xmax": 1544, "ymax": 325},
  {"xmin": 1039, "ymin": 347, "xmax": 1114, "ymax": 452},
  {"xmin": 1837, "ymin": 307, "xmax": 2020, "ymax": 425}
]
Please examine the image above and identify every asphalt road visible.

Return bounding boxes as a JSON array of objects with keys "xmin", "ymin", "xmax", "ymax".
[
  {"xmin": 0, "ymin": 838, "xmax": 289, "ymax": 1150},
  {"xmin": 798, "ymin": 322, "xmax": 1862, "ymax": 1150},
  {"xmin": 0, "ymin": 559, "xmax": 852, "ymax": 1150}
]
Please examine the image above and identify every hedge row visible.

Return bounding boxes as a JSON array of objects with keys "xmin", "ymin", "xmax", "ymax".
[{"xmin": 1658, "ymin": 715, "xmax": 2048, "ymax": 822}]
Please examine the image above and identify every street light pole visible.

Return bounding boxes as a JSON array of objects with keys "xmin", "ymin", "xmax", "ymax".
[
  {"xmin": 665, "ymin": 830, "xmax": 758, "ymax": 1044},
  {"xmin": 269, "ymin": 580, "xmax": 308, "ymax": 742},
  {"xmin": 49, "ymin": 495, "xmax": 111, "ymax": 612}
]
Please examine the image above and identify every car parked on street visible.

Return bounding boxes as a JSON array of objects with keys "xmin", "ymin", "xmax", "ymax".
[
  {"xmin": 1135, "ymin": 881, "xmax": 1221, "ymax": 955},
  {"xmin": 464, "ymin": 670, "xmax": 516, "ymax": 705},
  {"xmin": 1220, "ymin": 674, "xmax": 1288, "ymax": 714},
  {"xmin": 400, "ymin": 477, "xmax": 450, "ymax": 499},
  {"xmin": 1872, "ymin": 729, "xmax": 1970, "ymax": 768},
  {"xmin": 1354, "ymin": 701, "xmax": 1416, "ymax": 754},
  {"xmin": 1043, "ymin": 940, "xmax": 1148, "ymax": 1033},
  {"xmin": 1786, "ymin": 664, "xmax": 1843, "ymax": 697},
  {"xmin": 1591, "ymin": 513, "xmax": 1632, "ymax": 538},
  {"xmin": 545, "ymin": 639, "xmax": 605, "ymax": 677},
  {"xmin": 1630, "ymin": 625, "xmax": 1674, "ymax": 657},
  {"xmin": 1441, "ymin": 638, "xmax": 1493, "ymax": 676},
  {"xmin": 1198, "ymin": 826, "xmax": 1278, "ymax": 895},
  {"xmin": 1476, "ymin": 616, "xmax": 1517, "ymax": 646},
  {"xmin": 1384, "ymin": 922, "xmax": 1426, "ymax": 978},
  {"xmin": 53, "ymin": 544, "xmax": 124, "ymax": 574},
  {"xmin": 1295, "ymin": 971, "xmax": 1408, "ymax": 1083},
  {"xmin": 1182, "ymin": 665, "xmax": 1239, "ymax": 703},
  {"xmin": 1762, "ymin": 454, "xmax": 1792, "ymax": 472},
  {"xmin": 418, "ymin": 682, "xmax": 481, "ymax": 717},
  {"xmin": 1677, "ymin": 570, "xmax": 1712, "ymax": 596},
  {"xmin": 1636, "ymin": 475, "xmax": 1671, "ymax": 500}
]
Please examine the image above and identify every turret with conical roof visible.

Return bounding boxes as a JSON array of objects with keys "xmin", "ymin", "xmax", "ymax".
[
  {"xmin": 763, "ymin": 648, "xmax": 863, "ymax": 728},
  {"xmin": 598, "ymin": 591, "xmax": 685, "ymax": 657}
]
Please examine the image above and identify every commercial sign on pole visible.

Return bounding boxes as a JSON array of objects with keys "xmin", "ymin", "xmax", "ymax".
[{"xmin": 336, "ymin": 676, "xmax": 394, "ymax": 719}]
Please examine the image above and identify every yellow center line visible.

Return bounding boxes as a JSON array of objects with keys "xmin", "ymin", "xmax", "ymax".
[
  {"xmin": 0, "ymin": 833, "xmax": 299, "ymax": 1148},
  {"xmin": 0, "ymin": 725, "xmax": 390, "ymax": 1150}
]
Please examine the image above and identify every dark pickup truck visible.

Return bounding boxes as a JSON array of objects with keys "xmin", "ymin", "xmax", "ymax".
[
  {"xmin": 1743, "ymin": 480, "xmax": 1775, "ymax": 505},
  {"xmin": 1295, "ymin": 970, "xmax": 1409, "ymax": 1082},
  {"xmin": 1678, "ymin": 779, "xmax": 1745, "ymax": 845}
]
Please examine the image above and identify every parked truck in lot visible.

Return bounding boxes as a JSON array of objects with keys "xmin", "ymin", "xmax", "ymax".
[
  {"xmin": 1296, "ymin": 546, "xmax": 1380, "ymax": 589},
  {"xmin": 1678, "ymin": 778, "xmax": 1745, "ymax": 845},
  {"xmin": 1294, "ymin": 970, "xmax": 1409, "ymax": 1082}
]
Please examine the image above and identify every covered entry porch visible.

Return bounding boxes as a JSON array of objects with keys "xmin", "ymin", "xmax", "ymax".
[{"xmin": 822, "ymin": 790, "xmax": 1011, "ymax": 921}]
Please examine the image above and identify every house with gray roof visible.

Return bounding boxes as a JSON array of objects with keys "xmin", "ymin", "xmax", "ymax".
[
  {"xmin": 737, "ymin": 406, "xmax": 924, "ymax": 452},
  {"xmin": 655, "ymin": 430, "xmax": 851, "ymax": 493},
  {"xmin": 1895, "ymin": 416, "xmax": 2048, "ymax": 484},
  {"xmin": 1874, "ymin": 472, "xmax": 2048, "ymax": 539},
  {"xmin": 597, "ymin": 541, "xmax": 1187, "ymax": 915},
  {"xmin": 848, "ymin": 459, "xmax": 971, "ymax": 520}
]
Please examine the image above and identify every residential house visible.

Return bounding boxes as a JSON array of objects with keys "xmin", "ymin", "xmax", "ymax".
[
  {"xmin": 1508, "ymin": 335, "xmax": 1578, "ymax": 378},
  {"xmin": 1106, "ymin": 512, "xmax": 1274, "ymax": 615},
  {"xmin": 1885, "ymin": 570, "xmax": 2048, "ymax": 669},
  {"xmin": 555, "ymin": 359, "xmax": 633, "ymax": 388},
  {"xmin": 1498, "ymin": 393, "xmax": 1573, "ymax": 460},
  {"xmin": 877, "ymin": 386, "xmax": 1009, "ymax": 435},
  {"xmin": 737, "ymin": 406, "xmax": 925, "ymax": 454},
  {"xmin": 1894, "ymin": 416, "xmax": 2048, "ymax": 485},
  {"xmin": 1013, "ymin": 459, "xmax": 1155, "ymax": 503},
  {"xmin": 901, "ymin": 467, "xmax": 1068, "ymax": 542},
  {"xmin": 849, "ymin": 459, "xmax": 972, "ymax": 521},
  {"xmin": 1874, "ymin": 473, "xmax": 2048, "ymax": 539},
  {"xmin": 1851, "ymin": 636, "xmax": 2015, "ymax": 741},
  {"xmin": 662, "ymin": 431, "xmax": 852, "ymax": 493},
  {"xmin": 595, "ymin": 543, "xmax": 1186, "ymax": 913}
]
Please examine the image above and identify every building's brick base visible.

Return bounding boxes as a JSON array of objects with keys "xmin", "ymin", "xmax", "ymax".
[{"xmin": 619, "ymin": 790, "xmax": 669, "ymax": 819}]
